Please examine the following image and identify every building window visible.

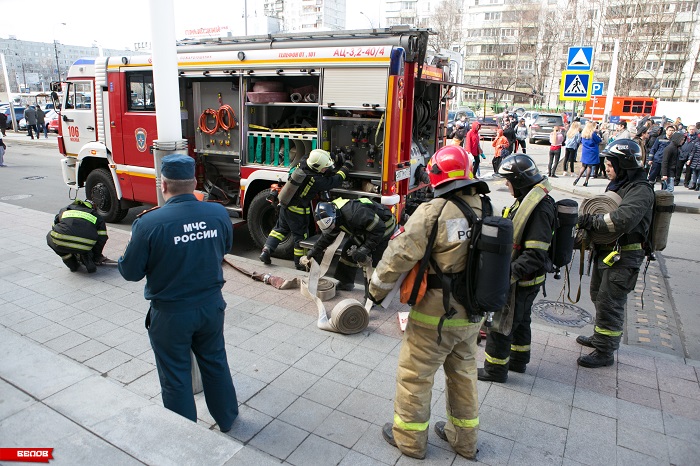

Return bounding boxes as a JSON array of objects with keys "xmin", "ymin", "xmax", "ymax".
[
  {"xmin": 667, "ymin": 42, "xmax": 686, "ymax": 53},
  {"xmin": 662, "ymin": 79, "xmax": 680, "ymax": 89},
  {"xmin": 599, "ymin": 62, "xmax": 611, "ymax": 73},
  {"xmin": 671, "ymin": 22, "xmax": 689, "ymax": 33},
  {"xmin": 645, "ymin": 61, "xmax": 659, "ymax": 71},
  {"xmin": 678, "ymin": 1, "xmax": 696, "ymax": 12},
  {"xmin": 485, "ymin": 11, "xmax": 501, "ymax": 20},
  {"xmin": 601, "ymin": 42, "xmax": 614, "ymax": 52},
  {"xmin": 501, "ymin": 28, "xmax": 515, "ymax": 37},
  {"xmin": 664, "ymin": 61, "xmax": 683, "ymax": 73}
]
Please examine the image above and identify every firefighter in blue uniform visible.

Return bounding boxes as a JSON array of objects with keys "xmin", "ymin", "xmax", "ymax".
[{"xmin": 118, "ymin": 154, "xmax": 238, "ymax": 432}]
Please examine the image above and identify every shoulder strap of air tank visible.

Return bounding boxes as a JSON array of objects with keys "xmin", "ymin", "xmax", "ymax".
[{"xmin": 407, "ymin": 200, "xmax": 446, "ymax": 306}]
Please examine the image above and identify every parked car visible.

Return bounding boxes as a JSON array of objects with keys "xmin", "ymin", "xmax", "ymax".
[
  {"xmin": 477, "ymin": 117, "xmax": 499, "ymax": 140},
  {"xmin": 446, "ymin": 107, "xmax": 477, "ymax": 138},
  {"xmin": 2, "ymin": 106, "xmax": 25, "ymax": 130},
  {"xmin": 522, "ymin": 111, "xmax": 539, "ymax": 128},
  {"xmin": 529, "ymin": 113, "xmax": 564, "ymax": 144},
  {"xmin": 48, "ymin": 118, "xmax": 60, "ymax": 133}
]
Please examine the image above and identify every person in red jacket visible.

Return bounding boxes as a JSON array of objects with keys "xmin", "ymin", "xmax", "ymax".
[{"xmin": 465, "ymin": 121, "xmax": 483, "ymax": 177}]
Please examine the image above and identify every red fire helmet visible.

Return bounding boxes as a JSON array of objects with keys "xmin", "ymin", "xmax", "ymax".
[{"xmin": 427, "ymin": 145, "xmax": 474, "ymax": 189}]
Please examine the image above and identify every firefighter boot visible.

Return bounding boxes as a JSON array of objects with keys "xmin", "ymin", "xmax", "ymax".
[
  {"xmin": 382, "ymin": 423, "xmax": 425, "ymax": 460},
  {"xmin": 577, "ymin": 350, "xmax": 614, "ymax": 368},
  {"xmin": 478, "ymin": 367, "xmax": 507, "ymax": 383},
  {"xmin": 434, "ymin": 421, "xmax": 448, "ymax": 442},
  {"xmin": 576, "ymin": 335, "xmax": 595, "ymax": 348},
  {"xmin": 81, "ymin": 253, "xmax": 97, "ymax": 273},
  {"xmin": 508, "ymin": 362, "xmax": 527, "ymax": 373},
  {"xmin": 62, "ymin": 254, "xmax": 80, "ymax": 272},
  {"xmin": 259, "ymin": 247, "xmax": 272, "ymax": 265},
  {"xmin": 294, "ymin": 257, "xmax": 306, "ymax": 271},
  {"xmin": 434, "ymin": 421, "xmax": 479, "ymax": 460}
]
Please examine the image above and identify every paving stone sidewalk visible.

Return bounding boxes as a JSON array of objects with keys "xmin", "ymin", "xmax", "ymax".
[{"xmin": 2, "ymin": 202, "xmax": 700, "ymax": 465}]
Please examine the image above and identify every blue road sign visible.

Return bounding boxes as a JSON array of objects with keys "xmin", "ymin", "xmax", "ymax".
[
  {"xmin": 591, "ymin": 82, "xmax": 604, "ymax": 96},
  {"xmin": 567, "ymin": 47, "xmax": 594, "ymax": 71},
  {"xmin": 560, "ymin": 71, "xmax": 593, "ymax": 101}
]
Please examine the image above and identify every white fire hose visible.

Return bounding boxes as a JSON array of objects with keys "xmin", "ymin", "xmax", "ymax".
[{"xmin": 300, "ymin": 232, "xmax": 371, "ymax": 334}]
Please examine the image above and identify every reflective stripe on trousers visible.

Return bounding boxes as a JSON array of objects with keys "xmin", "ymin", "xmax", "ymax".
[{"xmin": 393, "ymin": 318, "xmax": 479, "ymax": 459}]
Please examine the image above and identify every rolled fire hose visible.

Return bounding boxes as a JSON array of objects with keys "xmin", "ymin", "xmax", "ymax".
[
  {"xmin": 301, "ymin": 277, "xmax": 336, "ymax": 301},
  {"xmin": 576, "ymin": 191, "xmax": 622, "ymax": 245},
  {"xmin": 290, "ymin": 93, "xmax": 303, "ymax": 103},
  {"xmin": 304, "ymin": 93, "xmax": 318, "ymax": 103},
  {"xmin": 301, "ymin": 232, "xmax": 371, "ymax": 335}
]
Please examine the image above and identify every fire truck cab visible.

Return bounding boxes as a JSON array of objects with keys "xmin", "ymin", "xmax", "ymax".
[{"xmin": 56, "ymin": 27, "xmax": 454, "ymax": 257}]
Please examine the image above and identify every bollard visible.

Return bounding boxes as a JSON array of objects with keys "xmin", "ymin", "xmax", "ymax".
[{"xmin": 190, "ymin": 350, "xmax": 203, "ymax": 394}]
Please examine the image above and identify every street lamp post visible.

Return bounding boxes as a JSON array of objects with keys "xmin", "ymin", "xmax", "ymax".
[
  {"xmin": 53, "ymin": 23, "xmax": 66, "ymax": 82},
  {"xmin": 15, "ymin": 54, "xmax": 26, "ymax": 92},
  {"xmin": 54, "ymin": 41, "xmax": 61, "ymax": 82},
  {"xmin": 359, "ymin": 11, "xmax": 374, "ymax": 29}
]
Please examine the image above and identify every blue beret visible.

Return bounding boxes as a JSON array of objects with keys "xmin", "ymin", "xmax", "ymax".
[{"xmin": 161, "ymin": 154, "xmax": 195, "ymax": 180}]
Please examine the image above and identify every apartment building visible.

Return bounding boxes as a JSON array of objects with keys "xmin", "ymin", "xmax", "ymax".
[
  {"xmin": 458, "ymin": 0, "xmax": 700, "ymax": 107},
  {"xmin": 1, "ymin": 37, "xmax": 138, "ymax": 94},
  {"xmin": 268, "ymin": 0, "xmax": 346, "ymax": 31}
]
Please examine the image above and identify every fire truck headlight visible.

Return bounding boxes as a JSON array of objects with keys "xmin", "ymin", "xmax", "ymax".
[{"xmin": 237, "ymin": 51, "xmax": 245, "ymax": 61}]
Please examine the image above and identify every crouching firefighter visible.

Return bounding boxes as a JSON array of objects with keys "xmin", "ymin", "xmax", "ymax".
[
  {"xmin": 575, "ymin": 139, "xmax": 654, "ymax": 368},
  {"xmin": 47, "ymin": 199, "xmax": 109, "ymax": 273},
  {"xmin": 368, "ymin": 145, "xmax": 495, "ymax": 460},
  {"xmin": 260, "ymin": 149, "xmax": 353, "ymax": 270},
  {"xmin": 479, "ymin": 155, "xmax": 557, "ymax": 383},
  {"xmin": 303, "ymin": 198, "xmax": 396, "ymax": 291}
]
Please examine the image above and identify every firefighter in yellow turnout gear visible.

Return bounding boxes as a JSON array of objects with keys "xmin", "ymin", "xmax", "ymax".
[
  {"xmin": 369, "ymin": 146, "xmax": 489, "ymax": 460},
  {"xmin": 479, "ymin": 155, "xmax": 557, "ymax": 383}
]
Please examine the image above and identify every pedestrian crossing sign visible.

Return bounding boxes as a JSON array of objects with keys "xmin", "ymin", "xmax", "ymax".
[{"xmin": 559, "ymin": 71, "xmax": 593, "ymax": 101}]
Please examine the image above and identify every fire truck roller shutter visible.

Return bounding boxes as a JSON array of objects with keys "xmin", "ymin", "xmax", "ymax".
[{"xmin": 322, "ymin": 68, "xmax": 389, "ymax": 109}]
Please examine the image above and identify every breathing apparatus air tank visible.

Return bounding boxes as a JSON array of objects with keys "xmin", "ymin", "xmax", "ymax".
[
  {"xmin": 277, "ymin": 166, "xmax": 308, "ymax": 207},
  {"xmin": 551, "ymin": 199, "xmax": 579, "ymax": 279},
  {"xmin": 474, "ymin": 216, "xmax": 514, "ymax": 315},
  {"xmin": 651, "ymin": 190, "xmax": 674, "ymax": 253}
]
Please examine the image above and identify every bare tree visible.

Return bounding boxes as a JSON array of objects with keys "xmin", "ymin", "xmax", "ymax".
[
  {"xmin": 428, "ymin": 0, "xmax": 465, "ymax": 53},
  {"xmin": 532, "ymin": 7, "xmax": 565, "ymax": 108},
  {"xmin": 596, "ymin": 0, "xmax": 674, "ymax": 96}
]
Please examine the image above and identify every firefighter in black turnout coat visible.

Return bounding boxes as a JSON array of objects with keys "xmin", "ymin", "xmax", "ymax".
[
  {"xmin": 260, "ymin": 149, "xmax": 352, "ymax": 269},
  {"xmin": 479, "ymin": 155, "xmax": 556, "ymax": 383},
  {"xmin": 47, "ymin": 199, "xmax": 108, "ymax": 273},
  {"xmin": 575, "ymin": 139, "xmax": 654, "ymax": 367},
  {"xmin": 304, "ymin": 198, "xmax": 396, "ymax": 290}
]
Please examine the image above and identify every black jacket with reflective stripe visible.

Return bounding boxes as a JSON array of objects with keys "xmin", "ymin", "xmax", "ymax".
[{"xmin": 51, "ymin": 203, "xmax": 108, "ymax": 255}]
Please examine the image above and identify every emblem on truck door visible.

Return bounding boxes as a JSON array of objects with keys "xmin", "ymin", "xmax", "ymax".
[{"xmin": 135, "ymin": 128, "xmax": 147, "ymax": 152}]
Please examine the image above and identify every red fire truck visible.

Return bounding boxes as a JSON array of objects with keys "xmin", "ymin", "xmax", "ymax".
[{"xmin": 54, "ymin": 27, "xmax": 455, "ymax": 257}]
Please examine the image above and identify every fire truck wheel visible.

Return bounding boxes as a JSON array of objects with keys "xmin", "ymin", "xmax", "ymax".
[
  {"xmin": 86, "ymin": 168, "xmax": 129, "ymax": 223},
  {"xmin": 248, "ymin": 188, "xmax": 294, "ymax": 259}
]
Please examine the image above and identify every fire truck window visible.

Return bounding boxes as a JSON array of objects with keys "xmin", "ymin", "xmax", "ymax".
[
  {"xmin": 74, "ymin": 82, "xmax": 92, "ymax": 110},
  {"xmin": 127, "ymin": 72, "xmax": 156, "ymax": 112},
  {"xmin": 64, "ymin": 83, "xmax": 74, "ymax": 109}
]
